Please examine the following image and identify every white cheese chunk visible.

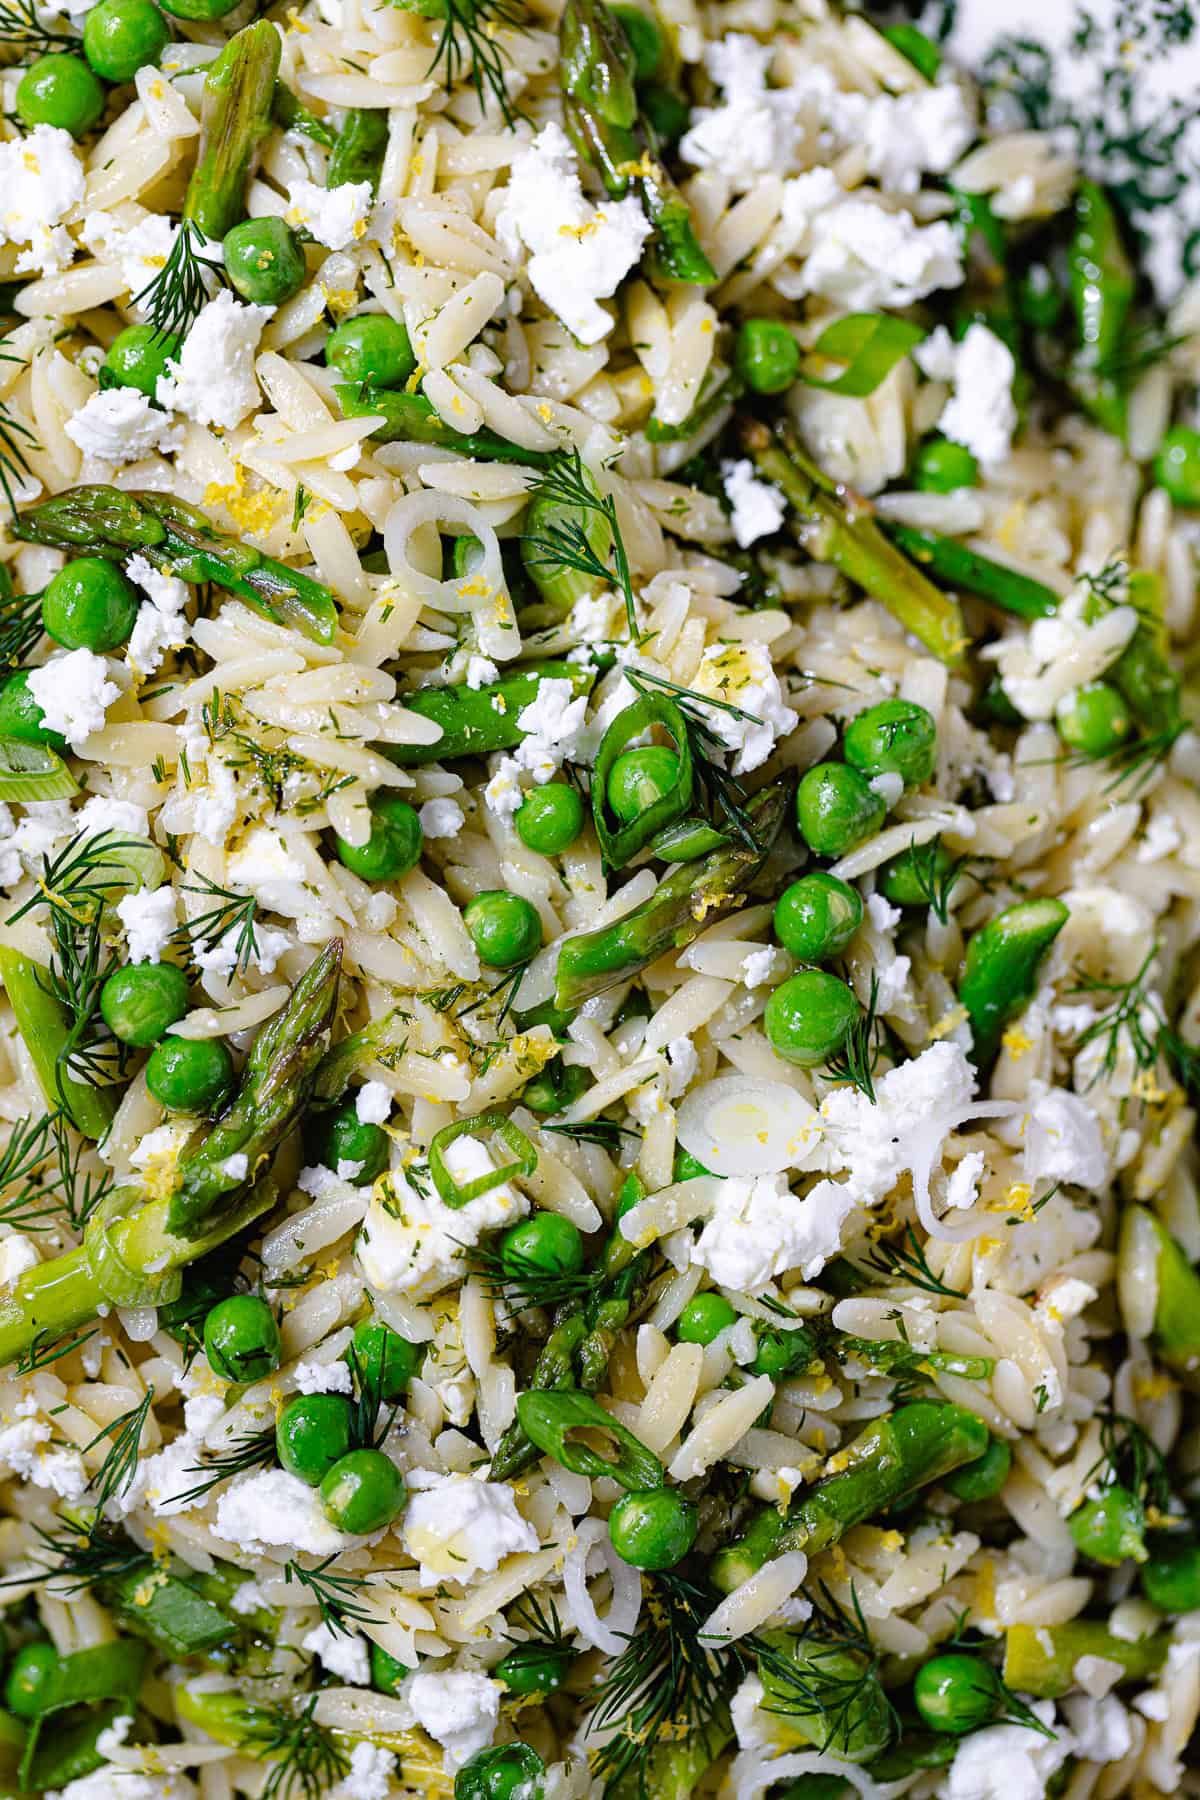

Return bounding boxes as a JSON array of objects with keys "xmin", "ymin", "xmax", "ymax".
[
  {"xmin": 401, "ymin": 1469, "xmax": 538, "ymax": 1582},
  {"xmin": 116, "ymin": 885, "xmax": 178, "ymax": 964},
  {"xmin": 26, "ymin": 650, "xmax": 120, "ymax": 751},
  {"xmin": 156, "ymin": 289, "xmax": 272, "ymax": 428}
]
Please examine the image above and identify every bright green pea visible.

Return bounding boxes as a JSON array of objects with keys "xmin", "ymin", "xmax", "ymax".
[
  {"xmin": 879, "ymin": 839, "xmax": 953, "ymax": 908},
  {"xmin": 4, "ymin": 1642, "xmax": 58, "ymax": 1719},
  {"xmin": 913, "ymin": 436, "xmax": 979, "ymax": 494},
  {"xmin": 203, "ymin": 1294, "xmax": 280, "ymax": 1384},
  {"xmin": 500, "ymin": 1212, "xmax": 584, "ymax": 1278},
  {"xmin": 606, "ymin": 746, "xmax": 680, "ymax": 824},
  {"xmin": 609, "ymin": 1, "xmax": 662, "ymax": 77},
  {"xmin": 1154, "ymin": 426, "xmax": 1200, "ymax": 508},
  {"xmin": 0, "ymin": 670, "xmax": 66, "ymax": 753},
  {"xmin": 42, "ymin": 556, "xmax": 138, "ymax": 652},
  {"xmin": 276, "ymin": 1392, "xmax": 352, "ymax": 1486},
  {"xmin": 515, "ymin": 782, "xmax": 584, "ymax": 855},
  {"xmin": 844, "ymin": 699, "xmax": 937, "ymax": 790},
  {"xmin": 795, "ymin": 763, "xmax": 885, "ymax": 858},
  {"xmin": 308, "ymin": 1101, "xmax": 389, "ymax": 1185},
  {"xmin": 16, "ymin": 54, "xmax": 105, "ymax": 137},
  {"xmin": 676, "ymin": 1293, "xmax": 737, "ymax": 1345},
  {"xmin": 913, "ymin": 1653, "xmax": 1001, "ymax": 1735},
  {"xmin": 326, "ymin": 314, "xmax": 415, "ymax": 389},
  {"xmin": 494, "ymin": 1639, "xmax": 573, "ymax": 1695},
  {"xmin": 82, "ymin": 0, "xmax": 169, "ymax": 81},
  {"xmin": 370, "ymin": 1641, "xmax": 410, "ymax": 1694},
  {"xmin": 102, "ymin": 322, "xmax": 180, "ymax": 397},
  {"xmin": 464, "ymin": 891, "xmax": 541, "ymax": 969},
  {"xmin": 734, "ymin": 318, "xmax": 801, "ymax": 395},
  {"xmin": 157, "ymin": 0, "xmax": 237, "ymax": 19},
  {"xmin": 320, "ymin": 1447, "xmax": 406, "ymax": 1534},
  {"xmin": 1055, "ymin": 681, "xmax": 1132, "ymax": 757},
  {"xmin": 608, "ymin": 1487, "xmax": 698, "ymax": 1570},
  {"xmin": 99, "ymin": 961, "xmax": 189, "ymax": 1048},
  {"xmin": 334, "ymin": 794, "xmax": 422, "ymax": 883},
  {"xmin": 350, "ymin": 1317, "xmax": 421, "ymax": 1399},
  {"xmin": 145, "ymin": 1034, "xmax": 234, "ymax": 1114},
  {"xmin": 1069, "ymin": 1484, "xmax": 1147, "ymax": 1566},
  {"xmin": 774, "ymin": 871, "xmax": 863, "ymax": 963},
  {"xmin": 521, "ymin": 1058, "xmax": 589, "ymax": 1116},
  {"xmin": 764, "ymin": 970, "xmax": 858, "ymax": 1067},
  {"xmin": 942, "ymin": 1435, "xmax": 1011, "ymax": 1503},
  {"xmin": 223, "ymin": 217, "xmax": 307, "ymax": 306},
  {"xmin": 750, "ymin": 1323, "xmax": 817, "ymax": 1378},
  {"xmin": 1142, "ymin": 1536, "xmax": 1200, "ymax": 1614},
  {"xmin": 454, "ymin": 1744, "xmax": 546, "ymax": 1800}
]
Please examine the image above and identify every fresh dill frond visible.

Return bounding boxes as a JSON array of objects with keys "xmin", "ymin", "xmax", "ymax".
[
  {"xmin": 820, "ymin": 973, "xmax": 884, "ymax": 1103},
  {"xmin": 134, "ymin": 218, "xmax": 225, "ymax": 344},
  {"xmin": 0, "ymin": 584, "xmax": 45, "ymax": 667},
  {"xmin": 53, "ymin": 1112, "xmax": 114, "ymax": 1233},
  {"xmin": 285, "ymin": 1555, "xmax": 373, "ymax": 1636},
  {"xmin": 544, "ymin": 1118, "xmax": 638, "ymax": 1152},
  {"xmin": 0, "ymin": 0, "xmax": 75, "ymax": 54},
  {"xmin": 0, "ymin": 1111, "xmax": 63, "ymax": 1232},
  {"xmin": 0, "ymin": 1518, "xmax": 150, "ymax": 1593},
  {"xmin": 624, "ymin": 666, "xmax": 760, "ymax": 851},
  {"xmin": 176, "ymin": 1425, "xmax": 276, "ymax": 1505},
  {"xmin": 1085, "ymin": 1411, "xmax": 1174, "ymax": 1515},
  {"xmin": 0, "ymin": 348, "xmax": 37, "ymax": 516},
  {"xmin": 16, "ymin": 1325, "xmax": 98, "ymax": 1374},
  {"xmin": 506, "ymin": 1589, "xmax": 571, "ymax": 1649},
  {"xmin": 467, "ymin": 1239, "xmax": 594, "ymax": 1311},
  {"xmin": 85, "ymin": 1387, "xmax": 154, "ymax": 1515},
  {"xmin": 859, "ymin": 1225, "xmax": 965, "ymax": 1299},
  {"xmin": 251, "ymin": 1695, "xmax": 352, "ymax": 1800},
  {"xmin": 757, "ymin": 1585, "xmax": 897, "ymax": 1759},
  {"xmin": 1068, "ymin": 944, "xmax": 1160, "ymax": 1077},
  {"xmin": 427, "ymin": 0, "xmax": 524, "ymax": 128},
  {"xmin": 175, "ymin": 873, "xmax": 260, "ymax": 975},
  {"xmin": 1083, "ymin": 724, "xmax": 1184, "ymax": 796},
  {"xmin": 454, "ymin": 959, "xmax": 530, "ymax": 1030},
  {"xmin": 346, "ymin": 1342, "xmax": 396, "ymax": 1452},
  {"xmin": 524, "ymin": 447, "xmax": 637, "ymax": 638},
  {"xmin": 904, "ymin": 837, "xmax": 977, "ymax": 925}
]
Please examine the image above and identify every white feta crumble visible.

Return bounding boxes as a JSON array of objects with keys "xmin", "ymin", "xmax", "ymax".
[
  {"xmin": 0, "ymin": 1234, "xmax": 38, "ymax": 1286},
  {"xmin": 356, "ymin": 1137, "xmax": 529, "ymax": 1300},
  {"xmin": 192, "ymin": 755, "xmax": 239, "ymax": 844},
  {"xmin": 57, "ymin": 1767, "xmax": 197, "ymax": 1800},
  {"xmin": 794, "ymin": 195, "xmax": 964, "ymax": 311},
  {"xmin": 495, "ymin": 123, "xmax": 652, "ymax": 345},
  {"xmin": 485, "ymin": 677, "xmax": 588, "ymax": 814},
  {"xmin": 741, "ymin": 946, "xmax": 785, "ymax": 988},
  {"xmin": 946, "ymin": 1703, "xmax": 1071, "ymax": 1800},
  {"xmin": 692, "ymin": 641, "xmax": 798, "ymax": 774},
  {"xmin": 679, "ymin": 35, "xmax": 797, "ymax": 186},
  {"xmin": 302, "ymin": 1621, "xmax": 371, "ymax": 1685},
  {"xmin": 484, "ymin": 755, "xmax": 524, "ymax": 819},
  {"xmin": 840, "ymin": 82, "xmax": 976, "ymax": 193},
  {"xmin": 722, "ymin": 458, "xmax": 786, "ymax": 547},
  {"xmin": 409, "ymin": 1669, "xmax": 502, "ymax": 1770},
  {"xmin": 465, "ymin": 655, "xmax": 499, "ymax": 688},
  {"xmin": 916, "ymin": 324, "xmax": 1017, "ymax": 470},
  {"xmin": 76, "ymin": 795, "xmax": 150, "ymax": 838},
  {"xmin": 333, "ymin": 1743, "xmax": 397, "ymax": 1800},
  {"xmin": 866, "ymin": 892, "xmax": 901, "ymax": 932},
  {"xmin": 0, "ymin": 1410, "xmax": 87, "ymax": 1500},
  {"xmin": 983, "ymin": 585, "xmax": 1138, "ymax": 721},
  {"xmin": 873, "ymin": 953, "xmax": 911, "ymax": 1011},
  {"xmin": 65, "ymin": 388, "xmax": 183, "ymax": 466},
  {"xmin": 664, "ymin": 1036, "xmax": 699, "ymax": 1099},
  {"xmin": 869, "ymin": 770, "xmax": 905, "ymax": 808},
  {"xmin": 26, "ymin": 651, "xmax": 120, "ymax": 751},
  {"xmin": 215, "ymin": 1468, "xmax": 355, "ymax": 1555},
  {"xmin": 125, "ymin": 552, "xmax": 191, "ymax": 675},
  {"xmin": 0, "ymin": 126, "xmax": 83, "ymax": 276},
  {"xmin": 293, "ymin": 1356, "xmax": 354, "ymax": 1395},
  {"xmin": 156, "ymin": 289, "xmax": 273, "ymax": 428},
  {"xmin": 419, "ymin": 796, "xmax": 464, "ymax": 839},
  {"xmin": 285, "ymin": 178, "xmax": 373, "ymax": 250},
  {"xmin": 355, "ymin": 1081, "xmax": 392, "ymax": 1126},
  {"xmin": 195, "ymin": 921, "xmax": 291, "ymax": 980},
  {"xmin": 692, "ymin": 1170, "xmax": 854, "ymax": 1293},
  {"xmin": 402, "ymin": 1469, "xmax": 538, "ymax": 1582},
  {"xmin": 945, "ymin": 1149, "xmax": 985, "ymax": 1211},
  {"xmin": 1023, "ymin": 1089, "xmax": 1107, "ymax": 1189},
  {"xmin": 81, "ymin": 210, "xmax": 180, "ymax": 307},
  {"xmin": 226, "ymin": 826, "xmax": 305, "ymax": 889},
  {"xmin": 115, "ymin": 885, "xmax": 177, "ymax": 964}
]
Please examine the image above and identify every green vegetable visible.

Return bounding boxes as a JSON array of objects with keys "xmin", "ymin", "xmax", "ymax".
[
  {"xmin": 495, "ymin": 1639, "xmax": 573, "ymax": 1694},
  {"xmin": 326, "ymin": 314, "xmax": 416, "ymax": 389},
  {"xmin": 328, "ymin": 106, "xmax": 389, "ymax": 190},
  {"xmin": 500, "ymin": 1213, "xmax": 585, "ymax": 1279},
  {"xmin": 515, "ymin": 782, "xmax": 584, "ymax": 855},
  {"xmin": 640, "ymin": 81, "xmax": 687, "ymax": 143},
  {"xmin": 16, "ymin": 54, "xmax": 104, "ymax": 136},
  {"xmin": 455, "ymin": 1743, "xmax": 546, "ymax": 1800},
  {"xmin": 608, "ymin": 1, "xmax": 662, "ymax": 77},
  {"xmin": 335, "ymin": 382, "xmax": 554, "ymax": 464},
  {"xmin": 765, "ymin": 971, "xmax": 858, "ymax": 1067},
  {"xmin": 1055, "ymin": 680, "xmax": 1132, "ymax": 755},
  {"xmin": 277, "ymin": 1392, "xmax": 353, "ymax": 1484},
  {"xmin": 797, "ymin": 312, "xmax": 924, "ymax": 399},
  {"xmin": 1017, "ymin": 262, "xmax": 1062, "ymax": 332},
  {"xmin": 464, "ymin": 891, "xmax": 542, "ymax": 968},
  {"xmin": 309, "ymin": 1099, "xmax": 389, "ymax": 1186},
  {"xmin": 43, "ymin": 556, "xmax": 138, "ymax": 652},
  {"xmin": 429, "ymin": 1112, "xmax": 538, "ymax": 1209},
  {"xmin": 672, "ymin": 1148, "xmax": 711, "ymax": 1181},
  {"xmin": 100, "ymin": 960, "xmax": 190, "ymax": 1047},
  {"xmin": 887, "ymin": 524, "xmax": 1058, "ymax": 622},
  {"xmin": 105, "ymin": 1558, "xmax": 240, "ymax": 1659},
  {"xmin": 185, "ymin": 22, "xmax": 280, "ymax": 241},
  {"xmin": 1119, "ymin": 1205, "xmax": 1200, "ymax": 1371},
  {"xmin": 223, "ymin": 216, "xmax": 307, "ymax": 305},
  {"xmin": 521, "ymin": 1058, "xmax": 589, "ymax": 1115},
  {"xmin": 320, "ymin": 1447, "xmax": 406, "ymax": 1532},
  {"xmin": 204, "ymin": 1293, "xmax": 281, "ymax": 1383},
  {"xmin": 350, "ymin": 1317, "xmax": 421, "ymax": 1398},
  {"xmin": 0, "ymin": 946, "xmax": 116, "ymax": 1139},
  {"xmin": 5, "ymin": 1643, "xmax": 57, "ymax": 1719},
  {"xmin": 913, "ymin": 1653, "xmax": 1002, "ymax": 1735},
  {"xmin": 519, "ymin": 452, "xmax": 614, "ymax": 615},
  {"xmin": 82, "ymin": 0, "xmax": 169, "ymax": 81},
  {"xmin": 1067, "ymin": 180, "xmax": 1135, "ymax": 437},
  {"xmin": 147, "ymin": 1033, "xmax": 235, "ymax": 1113},
  {"xmin": 750, "ymin": 1323, "xmax": 817, "ymax": 1377},
  {"xmin": 609, "ymin": 1487, "xmax": 698, "ymax": 1569},
  {"xmin": 882, "ymin": 21, "xmax": 940, "ymax": 78},
  {"xmin": 0, "ymin": 669, "xmax": 63, "ymax": 752},
  {"xmin": 942, "ymin": 1435, "xmax": 1011, "ymax": 1502},
  {"xmin": 12, "ymin": 1638, "xmax": 146, "ymax": 1793},
  {"xmin": 735, "ymin": 318, "xmax": 800, "ymax": 394},
  {"xmin": 334, "ymin": 793, "xmax": 423, "ymax": 883},
  {"xmin": 878, "ymin": 839, "xmax": 955, "ymax": 908},
  {"xmin": 1070, "ymin": 1483, "xmax": 1147, "ymax": 1565},
  {"xmin": 676, "ymin": 1292, "xmax": 737, "ymax": 1345},
  {"xmin": 384, "ymin": 663, "xmax": 595, "ymax": 767},
  {"xmin": 795, "ymin": 762, "xmax": 886, "ymax": 857},
  {"xmin": 371, "ymin": 1642, "xmax": 410, "ymax": 1693},
  {"xmin": 608, "ymin": 745, "xmax": 681, "ymax": 822},
  {"xmin": 1110, "ymin": 568, "xmax": 1182, "ymax": 736},
  {"xmin": 1142, "ymin": 1535, "xmax": 1200, "ymax": 1613},
  {"xmin": 774, "ymin": 871, "xmax": 862, "ymax": 962},
  {"xmin": 15, "ymin": 485, "xmax": 340, "ymax": 647},
  {"xmin": 517, "ymin": 1387, "xmax": 664, "ymax": 1489},
  {"xmin": 758, "ymin": 1628, "xmax": 892, "ymax": 1763},
  {"xmin": 1003, "ymin": 1619, "xmax": 1167, "ymax": 1699},
  {"xmin": 913, "ymin": 436, "xmax": 979, "ymax": 493},
  {"xmin": 844, "ymin": 698, "xmax": 937, "ymax": 789},
  {"xmin": 1154, "ymin": 426, "xmax": 1200, "ymax": 507},
  {"xmin": 593, "ymin": 693, "xmax": 692, "ymax": 869},
  {"xmin": 959, "ymin": 897, "xmax": 1069, "ymax": 1064},
  {"xmin": 101, "ymin": 323, "xmax": 180, "ymax": 397},
  {"xmin": 0, "ymin": 737, "xmax": 78, "ymax": 801}
]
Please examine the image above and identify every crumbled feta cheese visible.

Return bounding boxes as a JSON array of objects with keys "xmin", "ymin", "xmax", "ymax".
[
  {"xmin": 514, "ymin": 676, "xmax": 588, "ymax": 777},
  {"xmin": 355, "ymin": 1081, "xmax": 392, "ymax": 1126},
  {"xmin": 156, "ymin": 289, "xmax": 272, "ymax": 428},
  {"xmin": 293, "ymin": 1356, "xmax": 353, "ymax": 1395},
  {"xmin": 794, "ymin": 195, "xmax": 964, "ymax": 311},
  {"xmin": 693, "ymin": 1170, "xmax": 855, "ymax": 1292},
  {"xmin": 333, "ymin": 1743, "xmax": 397, "ymax": 1800},
  {"xmin": 81, "ymin": 210, "xmax": 180, "ymax": 308},
  {"xmin": 26, "ymin": 651, "xmax": 120, "ymax": 751},
  {"xmin": 484, "ymin": 755, "xmax": 524, "ymax": 819},
  {"xmin": 57, "ymin": 1766, "xmax": 197, "ymax": 1800},
  {"xmin": 0, "ymin": 1411, "xmax": 87, "ymax": 1500},
  {"xmin": 215, "ymin": 1468, "xmax": 355, "ymax": 1554},
  {"xmin": 679, "ymin": 35, "xmax": 801, "ymax": 185},
  {"xmin": 285, "ymin": 178, "xmax": 373, "ymax": 250},
  {"xmin": 65, "ymin": 388, "xmax": 183, "ymax": 466},
  {"xmin": 116, "ymin": 885, "xmax": 177, "ymax": 964},
  {"xmin": 867, "ymin": 892, "xmax": 901, "ymax": 933},
  {"xmin": 302, "ymin": 1621, "xmax": 371, "ymax": 1685},
  {"xmin": 722, "ymin": 458, "xmax": 786, "ymax": 547},
  {"xmin": 195, "ymin": 921, "xmax": 290, "ymax": 980},
  {"xmin": 692, "ymin": 641, "xmax": 798, "ymax": 774},
  {"xmin": 226, "ymin": 827, "xmax": 305, "ymax": 889},
  {"xmin": 419, "ymin": 797, "xmax": 464, "ymax": 839},
  {"xmin": 1023, "ymin": 1089, "xmax": 1107, "ymax": 1189},
  {"xmin": 76, "ymin": 795, "xmax": 150, "ymax": 838},
  {"xmin": 741, "ymin": 946, "xmax": 785, "ymax": 988},
  {"xmin": 465, "ymin": 655, "xmax": 499, "ymax": 688},
  {"xmin": 0, "ymin": 1235, "xmax": 38, "ymax": 1286},
  {"xmin": 192, "ymin": 755, "xmax": 239, "ymax": 844},
  {"xmin": 869, "ymin": 770, "xmax": 905, "ymax": 808},
  {"xmin": 983, "ymin": 585, "xmax": 1138, "ymax": 721},
  {"xmin": 409, "ymin": 1669, "xmax": 502, "ymax": 1770},
  {"xmin": 874, "ymin": 952, "xmax": 911, "ymax": 1011},
  {"xmin": 356, "ymin": 1138, "xmax": 529, "ymax": 1300},
  {"xmin": 496, "ymin": 123, "xmax": 652, "ymax": 345},
  {"xmin": 125, "ymin": 553, "xmax": 191, "ymax": 675},
  {"xmin": 402, "ymin": 1469, "xmax": 538, "ymax": 1582},
  {"xmin": 840, "ymin": 83, "xmax": 976, "ymax": 193},
  {"xmin": 945, "ymin": 1149, "xmax": 984, "ymax": 1211},
  {"xmin": 664, "ymin": 1036, "xmax": 699, "ymax": 1099},
  {"xmin": 946, "ymin": 1703, "xmax": 1071, "ymax": 1800},
  {"xmin": 0, "ymin": 126, "xmax": 83, "ymax": 275},
  {"xmin": 916, "ymin": 324, "xmax": 1017, "ymax": 470}
]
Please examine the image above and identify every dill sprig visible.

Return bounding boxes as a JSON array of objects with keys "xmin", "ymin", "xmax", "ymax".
[
  {"xmin": 427, "ymin": 0, "xmax": 523, "ymax": 128},
  {"xmin": 285, "ymin": 1555, "xmax": 373, "ymax": 1636},
  {"xmin": 0, "ymin": 585, "xmax": 45, "ymax": 667},
  {"xmin": 1075, "ymin": 724, "xmax": 1184, "ymax": 796},
  {"xmin": 454, "ymin": 959, "xmax": 531, "ymax": 1030},
  {"xmin": 16, "ymin": 1325, "xmax": 97, "ymax": 1374},
  {"xmin": 175, "ymin": 873, "xmax": 260, "ymax": 975},
  {"xmin": 859, "ymin": 1225, "xmax": 965, "ymax": 1299},
  {"xmin": 134, "ymin": 218, "xmax": 225, "ymax": 344},
  {"xmin": 251, "ymin": 1695, "xmax": 351, "ymax": 1800},
  {"xmin": 904, "ymin": 837, "xmax": 978, "ymax": 925},
  {"xmin": 506, "ymin": 1590, "xmax": 571, "ymax": 1650},
  {"xmin": 757, "ymin": 1585, "xmax": 897, "ymax": 1758},
  {"xmin": 0, "ymin": 347, "xmax": 38, "ymax": 516},
  {"xmin": 0, "ymin": 1111, "xmax": 64, "ymax": 1232},
  {"xmin": 0, "ymin": 0, "xmax": 76, "ymax": 55},
  {"xmin": 176, "ymin": 1425, "xmax": 276, "ymax": 1505},
  {"xmin": 625, "ymin": 666, "xmax": 761, "ymax": 851},
  {"xmin": 524, "ymin": 448, "xmax": 637, "ymax": 638},
  {"xmin": 0, "ymin": 1517, "xmax": 149, "ymax": 1594},
  {"xmin": 53, "ymin": 1112, "xmax": 114, "ymax": 1233},
  {"xmin": 545, "ymin": 1118, "xmax": 637, "ymax": 1153},
  {"xmin": 467, "ymin": 1238, "xmax": 594, "ymax": 1310},
  {"xmin": 1085, "ymin": 1411, "xmax": 1174, "ymax": 1515},
  {"xmin": 85, "ymin": 1386, "xmax": 154, "ymax": 1515},
  {"xmin": 820, "ymin": 973, "xmax": 884, "ymax": 1103},
  {"xmin": 1068, "ymin": 944, "xmax": 1160, "ymax": 1077},
  {"xmin": 347, "ymin": 1342, "xmax": 396, "ymax": 1452}
]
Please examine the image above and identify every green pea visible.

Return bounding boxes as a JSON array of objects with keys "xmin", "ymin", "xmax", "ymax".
[
  {"xmin": 102, "ymin": 322, "xmax": 180, "ymax": 397},
  {"xmin": 42, "ymin": 556, "xmax": 138, "ymax": 653},
  {"xmin": 521, "ymin": 1057, "xmax": 589, "ymax": 1116},
  {"xmin": 1142, "ymin": 1535, "xmax": 1200, "ymax": 1614},
  {"xmin": 774, "ymin": 871, "xmax": 863, "ymax": 963},
  {"xmin": 320, "ymin": 1447, "xmax": 407, "ymax": 1534},
  {"xmin": 146, "ymin": 1034, "xmax": 234, "ymax": 1114},
  {"xmin": 795, "ymin": 763, "xmax": 885, "ymax": 858},
  {"xmin": 1055, "ymin": 681, "xmax": 1132, "ymax": 757},
  {"xmin": 913, "ymin": 1652, "xmax": 1001, "ymax": 1735},
  {"xmin": 1069, "ymin": 1484, "xmax": 1146, "ymax": 1566},
  {"xmin": 734, "ymin": 318, "xmax": 801, "ymax": 395},
  {"xmin": 515, "ymin": 782, "xmax": 584, "ymax": 855},
  {"xmin": 1154, "ymin": 426, "xmax": 1200, "ymax": 508},
  {"xmin": 640, "ymin": 81, "xmax": 688, "ymax": 144},
  {"xmin": 879, "ymin": 838, "xmax": 953, "ymax": 908},
  {"xmin": 500, "ymin": 1212, "xmax": 584, "ymax": 1278},
  {"xmin": 942, "ymin": 1435, "xmax": 1011, "ymax": 1503},
  {"xmin": 334, "ymin": 794, "xmax": 422, "ymax": 883},
  {"xmin": 494, "ymin": 1638, "xmax": 573, "ymax": 1695},
  {"xmin": 913, "ymin": 436, "xmax": 979, "ymax": 494},
  {"xmin": 370, "ymin": 1641, "xmax": 410, "ymax": 1694},
  {"xmin": 326, "ymin": 314, "xmax": 415, "ymax": 389},
  {"xmin": 750, "ymin": 1323, "xmax": 817, "ymax": 1378},
  {"xmin": 676, "ymin": 1293, "xmax": 737, "ymax": 1345},
  {"xmin": 764, "ymin": 970, "xmax": 858, "ymax": 1067},
  {"xmin": 157, "ymin": 0, "xmax": 238, "ymax": 19},
  {"xmin": 672, "ymin": 1147, "xmax": 712, "ymax": 1182},
  {"xmin": 464, "ymin": 891, "xmax": 542, "ymax": 969},
  {"xmin": 16, "ymin": 54, "xmax": 105, "ymax": 137},
  {"xmin": 1017, "ymin": 262, "xmax": 1063, "ymax": 333},
  {"xmin": 223, "ymin": 217, "xmax": 307, "ymax": 307},
  {"xmin": 0, "ymin": 670, "xmax": 67, "ymax": 753},
  {"xmin": 203, "ymin": 1294, "xmax": 280, "ymax": 1384},
  {"xmin": 609, "ymin": 1, "xmax": 662, "ymax": 78},
  {"xmin": 454, "ymin": 1744, "xmax": 546, "ymax": 1800},
  {"xmin": 308, "ymin": 1101, "xmax": 389, "ymax": 1185},
  {"xmin": 844, "ymin": 699, "xmax": 937, "ymax": 790},
  {"xmin": 100, "ymin": 961, "xmax": 189, "ymax": 1048},
  {"xmin": 82, "ymin": 0, "xmax": 169, "ymax": 81},
  {"xmin": 350, "ymin": 1317, "xmax": 422, "ymax": 1399},
  {"xmin": 606, "ymin": 746, "xmax": 680, "ymax": 824},
  {"xmin": 276, "ymin": 1392, "xmax": 352, "ymax": 1486},
  {"xmin": 608, "ymin": 1487, "xmax": 698, "ymax": 1570},
  {"xmin": 4, "ymin": 1642, "xmax": 58, "ymax": 1719}
]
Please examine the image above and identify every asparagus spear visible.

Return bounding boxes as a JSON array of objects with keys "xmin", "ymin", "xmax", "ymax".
[
  {"xmin": 886, "ymin": 526, "xmax": 1058, "ymax": 622},
  {"xmin": 1067, "ymin": 181, "xmax": 1135, "ymax": 439},
  {"xmin": 740, "ymin": 419, "xmax": 967, "ymax": 665},
  {"xmin": 185, "ymin": 23, "xmax": 281, "ymax": 243},
  {"xmin": 271, "ymin": 83, "xmax": 336, "ymax": 149},
  {"xmin": 0, "ymin": 947, "xmax": 116, "ymax": 1142},
  {"xmin": 1003, "ymin": 1619, "xmax": 1167, "ymax": 1700},
  {"xmin": 334, "ymin": 382, "xmax": 555, "ymax": 465},
  {"xmin": 1120, "ymin": 1206, "xmax": 1200, "ymax": 1374},
  {"xmin": 13, "ymin": 487, "xmax": 339, "ymax": 646},
  {"xmin": 959, "ymin": 898, "xmax": 1069, "ymax": 1066},
  {"xmin": 710, "ymin": 1402, "xmax": 988, "ymax": 1592},
  {"xmin": 383, "ymin": 662, "xmax": 595, "ymax": 767}
]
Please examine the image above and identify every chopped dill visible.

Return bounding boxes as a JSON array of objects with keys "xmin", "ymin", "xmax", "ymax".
[
  {"xmin": 285, "ymin": 1555, "xmax": 374, "ymax": 1636},
  {"xmin": 859, "ymin": 1225, "xmax": 966, "ymax": 1299},
  {"xmin": 820, "ymin": 973, "xmax": 884, "ymax": 1103},
  {"xmin": 524, "ymin": 447, "xmax": 637, "ymax": 639},
  {"xmin": 84, "ymin": 1387, "xmax": 155, "ymax": 1515},
  {"xmin": 134, "ymin": 218, "xmax": 226, "ymax": 344},
  {"xmin": 175, "ymin": 873, "xmax": 260, "ymax": 975},
  {"xmin": 426, "ymin": 0, "xmax": 524, "ymax": 128},
  {"xmin": 176, "ymin": 1425, "xmax": 276, "ymax": 1505},
  {"xmin": 252, "ymin": 1695, "xmax": 351, "ymax": 1800}
]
